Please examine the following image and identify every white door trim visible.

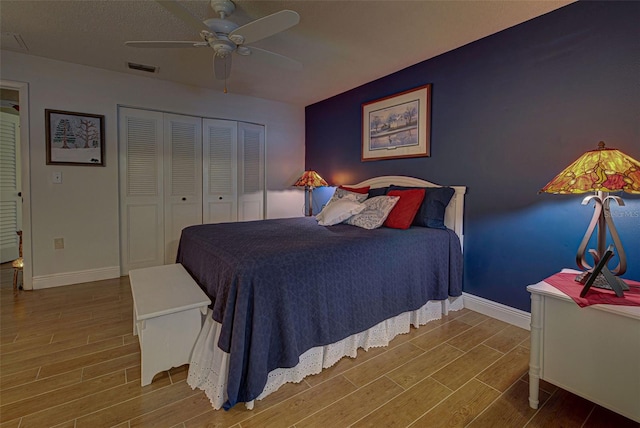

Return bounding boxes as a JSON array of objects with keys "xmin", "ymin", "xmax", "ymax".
[
  {"xmin": 0, "ymin": 112, "xmax": 21, "ymax": 262},
  {"xmin": 1, "ymin": 80, "xmax": 31, "ymax": 290}
]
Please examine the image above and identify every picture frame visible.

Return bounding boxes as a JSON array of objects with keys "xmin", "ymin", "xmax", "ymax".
[
  {"xmin": 46, "ymin": 109, "xmax": 105, "ymax": 166},
  {"xmin": 361, "ymin": 84, "xmax": 431, "ymax": 162}
]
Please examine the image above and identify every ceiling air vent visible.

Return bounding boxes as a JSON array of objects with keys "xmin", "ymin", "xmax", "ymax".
[{"xmin": 127, "ymin": 62, "xmax": 158, "ymax": 73}]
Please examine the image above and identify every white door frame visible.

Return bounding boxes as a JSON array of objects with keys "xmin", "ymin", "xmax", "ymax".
[
  {"xmin": 1, "ymin": 80, "xmax": 32, "ymax": 290},
  {"xmin": 0, "ymin": 111, "xmax": 21, "ymax": 262}
]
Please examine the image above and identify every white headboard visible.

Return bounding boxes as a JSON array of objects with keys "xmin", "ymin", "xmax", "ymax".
[{"xmin": 348, "ymin": 175, "xmax": 466, "ymax": 250}]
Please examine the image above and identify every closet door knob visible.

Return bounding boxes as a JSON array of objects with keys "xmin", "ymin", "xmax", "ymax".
[
  {"xmin": 219, "ymin": 196, "xmax": 223, "ymax": 200},
  {"xmin": 182, "ymin": 197, "xmax": 186, "ymax": 201}
]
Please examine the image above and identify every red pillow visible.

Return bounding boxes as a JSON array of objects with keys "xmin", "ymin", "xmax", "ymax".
[
  {"xmin": 339, "ymin": 185, "xmax": 370, "ymax": 194},
  {"xmin": 384, "ymin": 189, "xmax": 426, "ymax": 229}
]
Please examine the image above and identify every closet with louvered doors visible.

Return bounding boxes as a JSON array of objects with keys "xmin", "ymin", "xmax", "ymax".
[{"xmin": 118, "ymin": 107, "xmax": 265, "ymax": 274}]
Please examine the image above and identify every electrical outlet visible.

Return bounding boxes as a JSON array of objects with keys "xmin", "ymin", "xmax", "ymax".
[{"xmin": 54, "ymin": 237, "xmax": 64, "ymax": 250}]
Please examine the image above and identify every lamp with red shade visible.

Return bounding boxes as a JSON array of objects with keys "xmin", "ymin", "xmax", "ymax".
[
  {"xmin": 294, "ymin": 170, "xmax": 328, "ymax": 216},
  {"xmin": 540, "ymin": 141, "xmax": 640, "ymax": 296}
]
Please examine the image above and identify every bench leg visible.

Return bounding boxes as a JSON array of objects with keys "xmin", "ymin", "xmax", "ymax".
[
  {"xmin": 133, "ymin": 306, "xmax": 138, "ymax": 336},
  {"xmin": 138, "ymin": 308, "xmax": 204, "ymax": 386}
]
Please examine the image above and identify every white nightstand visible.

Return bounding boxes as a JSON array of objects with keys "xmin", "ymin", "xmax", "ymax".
[{"xmin": 527, "ymin": 273, "xmax": 640, "ymax": 422}]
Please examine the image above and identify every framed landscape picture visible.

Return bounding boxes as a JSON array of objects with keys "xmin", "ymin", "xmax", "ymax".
[
  {"xmin": 46, "ymin": 109, "xmax": 105, "ymax": 166},
  {"xmin": 361, "ymin": 84, "xmax": 431, "ymax": 161}
]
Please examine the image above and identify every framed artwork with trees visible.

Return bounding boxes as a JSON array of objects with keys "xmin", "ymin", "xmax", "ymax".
[
  {"xmin": 46, "ymin": 109, "xmax": 105, "ymax": 166},
  {"xmin": 361, "ymin": 84, "xmax": 431, "ymax": 161}
]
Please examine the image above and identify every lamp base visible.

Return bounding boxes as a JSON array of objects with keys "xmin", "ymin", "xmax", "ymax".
[{"xmin": 307, "ymin": 187, "xmax": 314, "ymax": 217}]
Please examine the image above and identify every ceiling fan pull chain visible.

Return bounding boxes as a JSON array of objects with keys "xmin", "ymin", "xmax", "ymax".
[{"xmin": 224, "ymin": 55, "xmax": 228, "ymax": 93}]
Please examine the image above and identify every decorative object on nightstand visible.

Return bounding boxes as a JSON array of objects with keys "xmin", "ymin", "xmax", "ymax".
[
  {"xmin": 579, "ymin": 244, "xmax": 629, "ymax": 298},
  {"xmin": 293, "ymin": 170, "xmax": 328, "ymax": 216},
  {"xmin": 540, "ymin": 141, "xmax": 640, "ymax": 295}
]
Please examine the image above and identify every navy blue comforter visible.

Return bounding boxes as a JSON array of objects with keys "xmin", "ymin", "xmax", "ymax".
[{"xmin": 176, "ymin": 217, "xmax": 462, "ymax": 409}]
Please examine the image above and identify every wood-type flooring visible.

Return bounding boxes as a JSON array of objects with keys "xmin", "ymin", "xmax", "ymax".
[{"xmin": 1, "ymin": 264, "xmax": 637, "ymax": 427}]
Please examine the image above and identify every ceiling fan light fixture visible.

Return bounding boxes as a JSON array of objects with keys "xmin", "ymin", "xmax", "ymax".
[
  {"xmin": 229, "ymin": 34, "xmax": 244, "ymax": 45},
  {"xmin": 213, "ymin": 39, "xmax": 235, "ymax": 56}
]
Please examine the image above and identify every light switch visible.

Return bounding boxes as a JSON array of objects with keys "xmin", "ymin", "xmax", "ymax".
[
  {"xmin": 53, "ymin": 171, "xmax": 62, "ymax": 184},
  {"xmin": 54, "ymin": 237, "xmax": 64, "ymax": 250}
]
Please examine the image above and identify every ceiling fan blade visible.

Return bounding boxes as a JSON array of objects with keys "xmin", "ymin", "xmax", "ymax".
[
  {"xmin": 155, "ymin": 0, "xmax": 211, "ymax": 33},
  {"xmin": 214, "ymin": 55, "xmax": 232, "ymax": 80},
  {"xmin": 229, "ymin": 10, "xmax": 299, "ymax": 45},
  {"xmin": 125, "ymin": 41, "xmax": 209, "ymax": 48},
  {"xmin": 245, "ymin": 47, "xmax": 302, "ymax": 71}
]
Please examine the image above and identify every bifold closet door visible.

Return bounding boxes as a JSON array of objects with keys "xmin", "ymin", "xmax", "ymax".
[
  {"xmin": 163, "ymin": 114, "xmax": 203, "ymax": 264},
  {"xmin": 119, "ymin": 109, "xmax": 203, "ymax": 271},
  {"xmin": 202, "ymin": 119, "xmax": 237, "ymax": 223},
  {"xmin": 238, "ymin": 122, "xmax": 265, "ymax": 221},
  {"xmin": 119, "ymin": 108, "xmax": 164, "ymax": 273},
  {"xmin": 120, "ymin": 108, "xmax": 266, "ymax": 273}
]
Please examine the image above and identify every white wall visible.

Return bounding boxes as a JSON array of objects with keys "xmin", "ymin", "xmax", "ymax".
[{"xmin": 1, "ymin": 50, "xmax": 305, "ymax": 288}]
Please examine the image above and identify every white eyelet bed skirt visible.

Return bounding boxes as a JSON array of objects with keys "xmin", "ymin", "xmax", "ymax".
[{"xmin": 187, "ymin": 296, "xmax": 464, "ymax": 410}]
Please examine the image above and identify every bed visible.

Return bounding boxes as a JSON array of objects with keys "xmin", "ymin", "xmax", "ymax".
[{"xmin": 176, "ymin": 175, "xmax": 466, "ymax": 410}]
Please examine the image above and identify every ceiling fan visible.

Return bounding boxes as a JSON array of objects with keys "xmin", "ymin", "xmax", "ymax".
[{"xmin": 125, "ymin": 0, "xmax": 301, "ymax": 81}]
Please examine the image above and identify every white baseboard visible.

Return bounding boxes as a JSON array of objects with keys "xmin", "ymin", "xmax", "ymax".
[
  {"xmin": 32, "ymin": 266, "xmax": 120, "ymax": 289},
  {"xmin": 462, "ymin": 292, "xmax": 531, "ymax": 331}
]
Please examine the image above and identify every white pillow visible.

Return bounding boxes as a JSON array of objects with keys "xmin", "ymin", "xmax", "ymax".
[
  {"xmin": 316, "ymin": 199, "xmax": 365, "ymax": 226},
  {"xmin": 345, "ymin": 196, "xmax": 399, "ymax": 229},
  {"xmin": 326, "ymin": 187, "xmax": 369, "ymax": 205},
  {"xmin": 316, "ymin": 188, "xmax": 368, "ymax": 223}
]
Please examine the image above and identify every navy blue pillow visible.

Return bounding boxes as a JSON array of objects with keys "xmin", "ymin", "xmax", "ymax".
[
  {"xmin": 368, "ymin": 186, "xmax": 389, "ymax": 198},
  {"xmin": 388, "ymin": 185, "xmax": 454, "ymax": 229}
]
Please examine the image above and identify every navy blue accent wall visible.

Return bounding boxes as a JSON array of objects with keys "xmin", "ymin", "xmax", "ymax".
[{"xmin": 305, "ymin": 1, "xmax": 640, "ymax": 311}]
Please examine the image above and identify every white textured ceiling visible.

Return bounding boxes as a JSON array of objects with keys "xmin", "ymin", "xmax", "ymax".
[{"xmin": 1, "ymin": 0, "xmax": 574, "ymax": 107}]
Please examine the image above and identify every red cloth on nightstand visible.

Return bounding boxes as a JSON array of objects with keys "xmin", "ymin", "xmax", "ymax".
[{"xmin": 544, "ymin": 272, "xmax": 640, "ymax": 308}]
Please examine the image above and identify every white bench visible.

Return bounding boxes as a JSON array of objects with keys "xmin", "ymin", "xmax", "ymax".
[{"xmin": 129, "ymin": 263, "xmax": 211, "ymax": 386}]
